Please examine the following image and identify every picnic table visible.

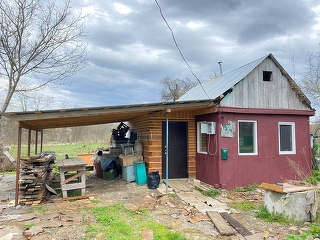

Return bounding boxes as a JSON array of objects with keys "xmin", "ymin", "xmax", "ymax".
[{"xmin": 57, "ymin": 158, "xmax": 87, "ymax": 198}]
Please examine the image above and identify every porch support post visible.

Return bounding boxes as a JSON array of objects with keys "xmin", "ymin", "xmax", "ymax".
[
  {"xmin": 27, "ymin": 127, "xmax": 31, "ymax": 157},
  {"xmin": 40, "ymin": 131, "xmax": 43, "ymax": 152},
  {"xmin": 15, "ymin": 124, "xmax": 22, "ymax": 206},
  {"xmin": 35, "ymin": 129, "xmax": 38, "ymax": 155}
]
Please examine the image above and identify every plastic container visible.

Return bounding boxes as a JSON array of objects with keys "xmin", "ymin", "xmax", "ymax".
[
  {"xmin": 134, "ymin": 161, "xmax": 147, "ymax": 185},
  {"xmin": 122, "ymin": 165, "xmax": 135, "ymax": 182},
  {"xmin": 93, "ymin": 162, "xmax": 103, "ymax": 178}
]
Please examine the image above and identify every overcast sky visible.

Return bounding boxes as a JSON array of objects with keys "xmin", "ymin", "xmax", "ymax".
[{"xmin": 41, "ymin": 0, "xmax": 320, "ymax": 109}]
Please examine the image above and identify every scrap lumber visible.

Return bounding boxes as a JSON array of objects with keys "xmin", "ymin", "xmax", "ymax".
[
  {"xmin": 259, "ymin": 182, "xmax": 317, "ymax": 193},
  {"xmin": 207, "ymin": 211, "xmax": 235, "ymax": 236},
  {"xmin": 220, "ymin": 212, "xmax": 252, "ymax": 237},
  {"xmin": 52, "ymin": 193, "xmax": 98, "ymax": 202},
  {"xmin": 259, "ymin": 183, "xmax": 283, "ymax": 193},
  {"xmin": 19, "ymin": 152, "xmax": 56, "ymax": 205}
]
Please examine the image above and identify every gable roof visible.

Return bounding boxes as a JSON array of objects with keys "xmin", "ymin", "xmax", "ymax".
[{"xmin": 178, "ymin": 53, "xmax": 312, "ymax": 109}]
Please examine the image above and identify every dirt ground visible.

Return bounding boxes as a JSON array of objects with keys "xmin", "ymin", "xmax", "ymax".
[{"xmin": 0, "ymin": 172, "xmax": 318, "ymax": 240}]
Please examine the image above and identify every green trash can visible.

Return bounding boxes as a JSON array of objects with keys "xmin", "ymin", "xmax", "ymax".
[{"xmin": 134, "ymin": 160, "xmax": 147, "ymax": 185}]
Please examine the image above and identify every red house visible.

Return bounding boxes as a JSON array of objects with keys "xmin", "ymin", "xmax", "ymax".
[{"xmin": 179, "ymin": 53, "xmax": 315, "ymax": 189}]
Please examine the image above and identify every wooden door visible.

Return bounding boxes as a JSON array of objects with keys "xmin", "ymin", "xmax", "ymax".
[{"xmin": 162, "ymin": 121, "xmax": 188, "ymax": 179}]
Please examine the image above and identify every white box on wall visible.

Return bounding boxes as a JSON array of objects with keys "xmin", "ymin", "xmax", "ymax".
[{"xmin": 207, "ymin": 122, "xmax": 216, "ymax": 134}]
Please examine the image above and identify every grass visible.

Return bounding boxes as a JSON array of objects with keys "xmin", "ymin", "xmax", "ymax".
[
  {"xmin": 195, "ymin": 187, "xmax": 221, "ymax": 198},
  {"xmin": 303, "ymin": 170, "xmax": 320, "ymax": 185},
  {"xmin": 168, "ymin": 193, "xmax": 177, "ymax": 198},
  {"xmin": 286, "ymin": 224, "xmax": 320, "ymax": 239},
  {"xmin": 26, "ymin": 205, "xmax": 49, "ymax": 213},
  {"xmin": 84, "ymin": 204, "xmax": 187, "ymax": 240},
  {"xmin": 9, "ymin": 142, "xmax": 107, "ymax": 159},
  {"xmin": 233, "ymin": 184, "xmax": 259, "ymax": 192},
  {"xmin": 229, "ymin": 200, "xmax": 256, "ymax": 211},
  {"xmin": 254, "ymin": 205, "xmax": 295, "ymax": 225}
]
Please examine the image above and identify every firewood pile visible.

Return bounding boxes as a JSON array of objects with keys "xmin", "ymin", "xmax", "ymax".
[{"xmin": 19, "ymin": 152, "xmax": 56, "ymax": 206}]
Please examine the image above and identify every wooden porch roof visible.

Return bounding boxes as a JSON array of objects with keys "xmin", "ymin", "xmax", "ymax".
[{"xmin": 6, "ymin": 100, "xmax": 216, "ymax": 131}]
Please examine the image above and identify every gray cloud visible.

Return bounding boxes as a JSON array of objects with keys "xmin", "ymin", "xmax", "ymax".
[{"xmin": 30, "ymin": 0, "xmax": 320, "ymax": 109}]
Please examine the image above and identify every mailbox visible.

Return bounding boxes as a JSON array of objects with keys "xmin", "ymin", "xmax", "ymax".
[{"xmin": 221, "ymin": 148, "xmax": 228, "ymax": 160}]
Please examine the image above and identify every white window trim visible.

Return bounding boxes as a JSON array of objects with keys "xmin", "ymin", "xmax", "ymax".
[
  {"xmin": 238, "ymin": 120, "xmax": 258, "ymax": 155},
  {"xmin": 197, "ymin": 121, "xmax": 207, "ymax": 154},
  {"xmin": 278, "ymin": 122, "xmax": 296, "ymax": 154}
]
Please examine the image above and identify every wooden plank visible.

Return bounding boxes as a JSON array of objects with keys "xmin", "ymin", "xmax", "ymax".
[
  {"xmin": 259, "ymin": 183, "xmax": 283, "ymax": 193},
  {"xmin": 207, "ymin": 211, "xmax": 235, "ymax": 236},
  {"xmin": 220, "ymin": 212, "xmax": 252, "ymax": 237},
  {"xmin": 259, "ymin": 182, "xmax": 317, "ymax": 193},
  {"xmin": 57, "ymin": 158, "xmax": 86, "ymax": 167},
  {"xmin": 61, "ymin": 170, "xmax": 86, "ymax": 185},
  {"xmin": 282, "ymin": 183, "xmax": 317, "ymax": 193},
  {"xmin": 61, "ymin": 182, "xmax": 85, "ymax": 191},
  {"xmin": 53, "ymin": 193, "xmax": 98, "ymax": 202}
]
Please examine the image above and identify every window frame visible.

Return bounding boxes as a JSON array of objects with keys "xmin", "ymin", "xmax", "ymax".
[
  {"xmin": 197, "ymin": 121, "xmax": 207, "ymax": 154},
  {"xmin": 238, "ymin": 120, "xmax": 258, "ymax": 155},
  {"xmin": 263, "ymin": 71, "xmax": 273, "ymax": 82},
  {"xmin": 278, "ymin": 122, "xmax": 296, "ymax": 154}
]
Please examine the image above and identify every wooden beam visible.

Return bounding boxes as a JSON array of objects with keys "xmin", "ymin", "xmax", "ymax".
[
  {"xmin": 259, "ymin": 183, "xmax": 283, "ymax": 193},
  {"xmin": 61, "ymin": 170, "xmax": 86, "ymax": 185},
  {"xmin": 52, "ymin": 193, "xmax": 98, "ymax": 202},
  {"xmin": 220, "ymin": 212, "xmax": 252, "ymax": 237},
  {"xmin": 15, "ymin": 126, "xmax": 22, "ymax": 206},
  {"xmin": 192, "ymin": 106, "xmax": 217, "ymax": 116},
  {"xmin": 17, "ymin": 121, "xmax": 43, "ymax": 131}
]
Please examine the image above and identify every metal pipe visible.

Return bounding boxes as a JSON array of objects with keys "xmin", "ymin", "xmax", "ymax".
[{"xmin": 166, "ymin": 112, "xmax": 169, "ymax": 194}]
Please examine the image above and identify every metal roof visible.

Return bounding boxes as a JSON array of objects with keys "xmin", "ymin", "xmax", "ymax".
[
  {"xmin": 178, "ymin": 54, "xmax": 268, "ymax": 101},
  {"xmin": 7, "ymin": 100, "xmax": 215, "ymax": 130},
  {"xmin": 178, "ymin": 53, "xmax": 311, "ymax": 109}
]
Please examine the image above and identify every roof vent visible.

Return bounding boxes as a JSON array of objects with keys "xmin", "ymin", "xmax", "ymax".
[{"xmin": 218, "ymin": 62, "xmax": 223, "ymax": 75}]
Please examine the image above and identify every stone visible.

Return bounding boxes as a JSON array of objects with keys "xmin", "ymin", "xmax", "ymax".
[{"xmin": 288, "ymin": 226, "xmax": 298, "ymax": 231}]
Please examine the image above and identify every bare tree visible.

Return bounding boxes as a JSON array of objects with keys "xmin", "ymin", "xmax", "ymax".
[
  {"xmin": 0, "ymin": 0, "xmax": 88, "ymax": 116},
  {"xmin": 160, "ymin": 77, "xmax": 198, "ymax": 102},
  {"xmin": 14, "ymin": 92, "xmax": 54, "ymax": 111},
  {"xmin": 300, "ymin": 51, "xmax": 320, "ymax": 107}
]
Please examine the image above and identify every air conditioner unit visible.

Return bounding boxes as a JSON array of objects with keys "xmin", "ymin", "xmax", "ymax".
[
  {"xmin": 200, "ymin": 122, "xmax": 208, "ymax": 134},
  {"xmin": 207, "ymin": 122, "xmax": 216, "ymax": 134}
]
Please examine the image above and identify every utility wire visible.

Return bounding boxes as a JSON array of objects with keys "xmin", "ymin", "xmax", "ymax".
[{"xmin": 154, "ymin": 0, "xmax": 211, "ymax": 101}]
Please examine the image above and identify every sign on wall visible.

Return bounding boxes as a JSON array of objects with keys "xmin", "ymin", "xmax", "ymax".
[{"xmin": 220, "ymin": 121, "xmax": 235, "ymax": 138}]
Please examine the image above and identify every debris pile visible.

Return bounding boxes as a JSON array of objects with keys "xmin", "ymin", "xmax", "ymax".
[{"xmin": 19, "ymin": 152, "xmax": 56, "ymax": 205}]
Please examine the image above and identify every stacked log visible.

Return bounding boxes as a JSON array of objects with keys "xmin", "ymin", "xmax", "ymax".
[{"xmin": 19, "ymin": 152, "xmax": 56, "ymax": 205}]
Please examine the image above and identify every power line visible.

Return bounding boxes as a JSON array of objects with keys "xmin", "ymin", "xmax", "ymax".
[{"xmin": 154, "ymin": 0, "xmax": 211, "ymax": 100}]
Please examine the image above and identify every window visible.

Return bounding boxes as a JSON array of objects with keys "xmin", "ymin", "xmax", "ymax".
[
  {"xmin": 238, "ymin": 120, "xmax": 257, "ymax": 155},
  {"xmin": 263, "ymin": 71, "xmax": 272, "ymax": 82},
  {"xmin": 197, "ymin": 122, "xmax": 207, "ymax": 153},
  {"xmin": 279, "ymin": 122, "xmax": 296, "ymax": 154}
]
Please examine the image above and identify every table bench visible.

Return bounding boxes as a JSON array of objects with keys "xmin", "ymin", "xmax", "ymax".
[{"xmin": 57, "ymin": 158, "xmax": 87, "ymax": 198}]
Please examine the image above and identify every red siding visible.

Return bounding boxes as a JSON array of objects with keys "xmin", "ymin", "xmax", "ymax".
[{"xmin": 196, "ymin": 112, "xmax": 312, "ymax": 190}]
